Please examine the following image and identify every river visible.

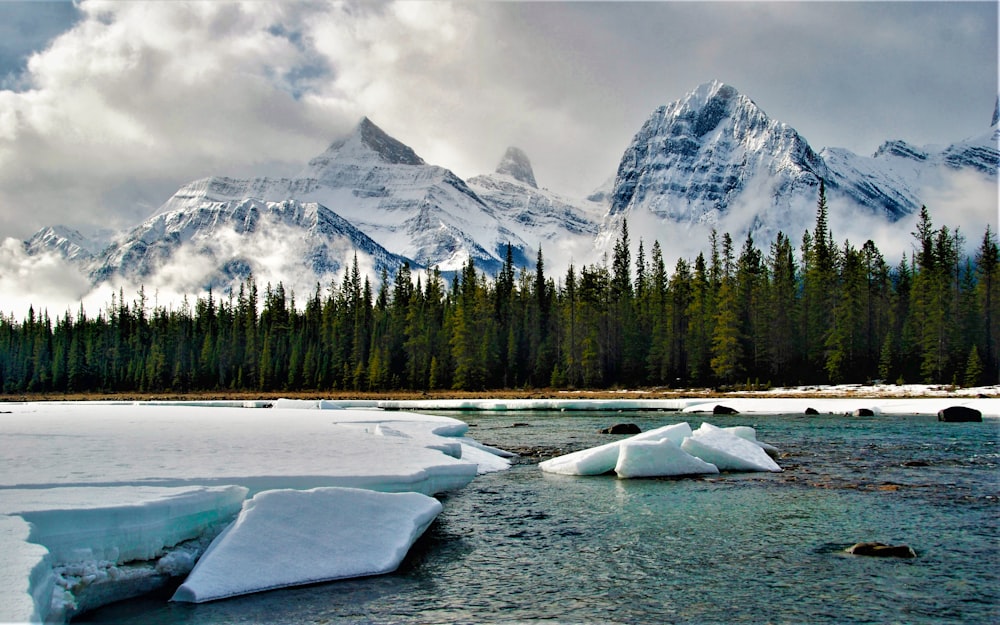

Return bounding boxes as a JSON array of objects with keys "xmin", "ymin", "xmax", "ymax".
[{"xmin": 80, "ymin": 410, "xmax": 999, "ymax": 624}]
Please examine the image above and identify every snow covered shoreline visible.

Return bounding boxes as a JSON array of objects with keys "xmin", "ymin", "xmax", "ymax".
[{"xmin": 1, "ymin": 389, "xmax": 996, "ymax": 623}]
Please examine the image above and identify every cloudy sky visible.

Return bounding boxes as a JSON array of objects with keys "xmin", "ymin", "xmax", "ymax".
[{"xmin": 0, "ymin": 0, "xmax": 996, "ymax": 244}]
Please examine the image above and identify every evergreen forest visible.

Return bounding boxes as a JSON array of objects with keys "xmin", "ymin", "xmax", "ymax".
[{"xmin": 2, "ymin": 185, "xmax": 998, "ymax": 394}]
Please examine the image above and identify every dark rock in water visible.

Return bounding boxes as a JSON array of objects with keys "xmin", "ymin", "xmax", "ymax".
[
  {"xmin": 804, "ymin": 407, "xmax": 820, "ymax": 415},
  {"xmin": 846, "ymin": 542, "xmax": 916, "ymax": 558},
  {"xmin": 713, "ymin": 405, "xmax": 739, "ymax": 415},
  {"xmin": 937, "ymin": 406, "xmax": 982, "ymax": 422},
  {"xmin": 852, "ymin": 408, "xmax": 875, "ymax": 417},
  {"xmin": 599, "ymin": 423, "xmax": 642, "ymax": 435}
]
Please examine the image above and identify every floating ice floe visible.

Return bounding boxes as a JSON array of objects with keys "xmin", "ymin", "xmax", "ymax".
[
  {"xmin": 172, "ymin": 487, "xmax": 442, "ymax": 603},
  {"xmin": 539, "ymin": 421, "xmax": 781, "ymax": 477},
  {"xmin": 538, "ymin": 422, "xmax": 693, "ymax": 475}
]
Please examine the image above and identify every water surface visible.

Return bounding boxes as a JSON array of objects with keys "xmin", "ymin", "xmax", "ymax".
[{"xmin": 81, "ymin": 412, "xmax": 999, "ymax": 624}]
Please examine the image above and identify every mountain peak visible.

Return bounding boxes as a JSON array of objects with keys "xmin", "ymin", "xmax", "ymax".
[
  {"xmin": 310, "ymin": 117, "xmax": 426, "ymax": 169},
  {"xmin": 609, "ymin": 80, "xmax": 821, "ymax": 219},
  {"xmin": 495, "ymin": 146, "xmax": 537, "ymax": 188}
]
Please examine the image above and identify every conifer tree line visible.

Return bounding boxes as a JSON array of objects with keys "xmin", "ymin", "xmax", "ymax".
[{"xmin": 1, "ymin": 183, "xmax": 998, "ymax": 394}]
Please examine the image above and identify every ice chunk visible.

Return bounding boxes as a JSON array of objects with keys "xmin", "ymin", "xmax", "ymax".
[
  {"xmin": 539, "ymin": 422, "xmax": 693, "ymax": 476},
  {"xmin": 538, "ymin": 439, "xmax": 623, "ymax": 475},
  {"xmin": 681, "ymin": 430, "xmax": 782, "ymax": 472},
  {"xmin": 614, "ymin": 439, "xmax": 719, "ymax": 478},
  {"xmin": 694, "ymin": 422, "xmax": 780, "ymax": 455},
  {"xmin": 172, "ymin": 487, "xmax": 443, "ymax": 603}
]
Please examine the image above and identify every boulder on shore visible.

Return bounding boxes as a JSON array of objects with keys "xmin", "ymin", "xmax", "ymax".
[
  {"xmin": 937, "ymin": 406, "xmax": 982, "ymax": 422},
  {"xmin": 845, "ymin": 542, "xmax": 916, "ymax": 558}
]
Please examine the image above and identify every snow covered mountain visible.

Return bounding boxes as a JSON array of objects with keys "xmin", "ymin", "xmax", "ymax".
[
  {"xmin": 89, "ymin": 198, "xmax": 410, "ymax": 293},
  {"xmin": 608, "ymin": 81, "xmax": 827, "ymax": 239},
  {"xmin": 605, "ymin": 80, "xmax": 998, "ymax": 246},
  {"xmin": 24, "ymin": 226, "xmax": 108, "ymax": 264},
  {"xmin": 26, "ymin": 119, "xmax": 600, "ymax": 293},
  {"xmin": 22, "ymin": 84, "xmax": 997, "ymax": 298},
  {"xmin": 467, "ymin": 147, "xmax": 602, "ymax": 266}
]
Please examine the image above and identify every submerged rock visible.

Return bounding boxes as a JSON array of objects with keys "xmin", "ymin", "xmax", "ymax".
[
  {"xmin": 599, "ymin": 423, "xmax": 642, "ymax": 435},
  {"xmin": 937, "ymin": 406, "xmax": 982, "ymax": 422},
  {"xmin": 845, "ymin": 542, "xmax": 916, "ymax": 558}
]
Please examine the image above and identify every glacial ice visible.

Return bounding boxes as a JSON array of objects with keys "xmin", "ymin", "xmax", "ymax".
[{"xmin": 172, "ymin": 487, "xmax": 442, "ymax": 603}]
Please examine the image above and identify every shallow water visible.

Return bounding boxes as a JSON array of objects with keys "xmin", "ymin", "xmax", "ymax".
[{"xmin": 81, "ymin": 412, "xmax": 999, "ymax": 624}]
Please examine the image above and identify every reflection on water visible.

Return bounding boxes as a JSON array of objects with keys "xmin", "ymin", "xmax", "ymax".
[{"xmin": 81, "ymin": 412, "xmax": 999, "ymax": 624}]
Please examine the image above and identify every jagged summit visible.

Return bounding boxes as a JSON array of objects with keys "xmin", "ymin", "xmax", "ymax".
[
  {"xmin": 306, "ymin": 117, "xmax": 426, "ymax": 171},
  {"xmin": 610, "ymin": 80, "xmax": 822, "ymax": 221},
  {"xmin": 495, "ymin": 146, "xmax": 537, "ymax": 188}
]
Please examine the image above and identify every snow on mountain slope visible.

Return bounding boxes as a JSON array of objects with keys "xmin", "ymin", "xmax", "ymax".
[
  {"xmin": 468, "ymin": 147, "xmax": 602, "ymax": 267},
  {"xmin": 24, "ymin": 226, "xmax": 109, "ymax": 264},
  {"xmin": 609, "ymin": 81, "xmax": 825, "ymax": 231},
  {"xmin": 603, "ymin": 81, "xmax": 997, "ymax": 259},
  {"xmin": 822, "ymin": 122, "xmax": 999, "ymax": 221},
  {"xmin": 90, "ymin": 198, "xmax": 409, "ymax": 296},
  {"xmin": 139, "ymin": 118, "xmax": 535, "ymax": 276},
  {"xmin": 20, "ymin": 87, "xmax": 996, "ymax": 305},
  {"xmin": 294, "ymin": 118, "xmax": 528, "ymax": 273}
]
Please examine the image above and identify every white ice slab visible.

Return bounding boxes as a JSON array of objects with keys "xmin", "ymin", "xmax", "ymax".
[
  {"xmin": 0, "ymin": 515, "xmax": 53, "ymax": 624},
  {"xmin": 614, "ymin": 439, "xmax": 720, "ymax": 478},
  {"xmin": 681, "ymin": 430, "xmax": 782, "ymax": 472},
  {"xmin": 172, "ymin": 487, "xmax": 443, "ymax": 603},
  {"xmin": 4, "ymin": 485, "xmax": 248, "ymax": 564},
  {"xmin": 539, "ymin": 422, "xmax": 693, "ymax": 476}
]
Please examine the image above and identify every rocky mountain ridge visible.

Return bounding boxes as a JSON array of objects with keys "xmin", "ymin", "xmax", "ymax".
[{"xmin": 25, "ymin": 82, "xmax": 997, "ymax": 295}]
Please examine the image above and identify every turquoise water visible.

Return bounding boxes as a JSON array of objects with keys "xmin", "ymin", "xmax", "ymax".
[{"xmin": 81, "ymin": 412, "xmax": 999, "ymax": 624}]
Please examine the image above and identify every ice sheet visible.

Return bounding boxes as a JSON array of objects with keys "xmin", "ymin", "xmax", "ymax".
[
  {"xmin": 0, "ymin": 402, "xmax": 499, "ymax": 623},
  {"xmin": 0, "ymin": 403, "xmax": 481, "ymax": 496},
  {"xmin": 4, "ymin": 486, "xmax": 248, "ymax": 565},
  {"xmin": 172, "ymin": 487, "xmax": 442, "ymax": 603},
  {"xmin": 614, "ymin": 439, "xmax": 720, "ymax": 478}
]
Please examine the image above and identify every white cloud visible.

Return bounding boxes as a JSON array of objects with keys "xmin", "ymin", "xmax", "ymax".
[
  {"xmin": 0, "ymin": 0, "xmax": 994, "ymax": 314},
  {"xmin": 0, "ymin": 238, "xmax": 91, "ymax": 319}
]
